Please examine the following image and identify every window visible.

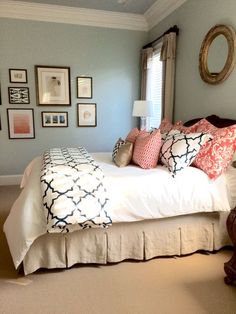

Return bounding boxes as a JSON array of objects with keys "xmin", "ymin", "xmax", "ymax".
[{"xmin": 146, "ymin": 44, "xmax": 163, "ymax": 130}]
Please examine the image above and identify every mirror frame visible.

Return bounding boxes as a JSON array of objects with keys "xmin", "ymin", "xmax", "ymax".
[{"xmin": 199, "ymin": 24, "xmax": 236, "ymax": 84}]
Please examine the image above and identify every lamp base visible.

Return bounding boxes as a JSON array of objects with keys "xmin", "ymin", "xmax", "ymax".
[{"xmin": 140, "ymin": 117, "xmax": 147, "ymax": 131}]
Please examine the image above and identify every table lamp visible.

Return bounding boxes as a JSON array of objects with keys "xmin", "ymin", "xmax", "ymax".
[{"xmin": 132, "ymin": 100, "xmax": 153, "ymax": 130}]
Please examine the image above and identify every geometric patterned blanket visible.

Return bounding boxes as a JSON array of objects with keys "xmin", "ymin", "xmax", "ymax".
[{"xmin": 40, "ymin": 147, "xmax": 112, "ymax": 233}]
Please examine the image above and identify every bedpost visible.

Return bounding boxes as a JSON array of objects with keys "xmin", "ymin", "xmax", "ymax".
[{"xmin": 224, "ymin": 208, "xmax": 236, "ymax": 285}]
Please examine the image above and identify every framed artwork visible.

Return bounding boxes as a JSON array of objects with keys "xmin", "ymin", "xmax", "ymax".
[
  {"xmin": 8, "ymin": 87, "xmax": 30, "ymax": 104},
  {"xmin": 7, "ymin": 108, "xmax": 35, "ymax": 139},
  {"xmin": 35, "ymin": 65, "xmax": 71, "ymax": 106},
  {"xmin": 77, "ymin": 76, "xmax": 92, "ymax": 99},
  {"xmin": 77, "ymin": 103, "xmax": 97, "ymax": 127},
  {"xmin": 41, "ymin": 111, "xmax": 68, "ymax": 127},
  {"xmin": 9, "ymin": 69, "xmax": 27, "ymax": 83}
]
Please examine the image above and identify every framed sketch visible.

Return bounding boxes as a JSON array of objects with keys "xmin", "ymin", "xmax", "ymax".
[
  {"xmin": 9, "ymin": 69, "xmax": 27, "ymax": 83},
  {"xmin": 8, "ymin": 87, "xmax": 30, "ymax": 104},
  {"xmin": 35, "ymin": 65, "xmax": 71, "ymax": 106},
  {"xmin": 77, "ymin": 76, "xmax": 92, "ymax": 99},
  {"xmin": 7, "ymin": 108, "xmax": 35, "ymax": 139},
  {"xmin": 41, "ymin": 111, "xmax": 68, "ymax": 127},
  {"xmin": 77, "ymin": 103, "xmax": 97, "ymax": 127}
]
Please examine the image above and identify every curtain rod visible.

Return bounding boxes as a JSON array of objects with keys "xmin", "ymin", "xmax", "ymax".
[{"xmin": 142, "ymin": 25, "xmax": 179, "ymax": 49}]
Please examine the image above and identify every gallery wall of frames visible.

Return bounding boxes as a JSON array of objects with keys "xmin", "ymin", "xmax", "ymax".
[{"xmin": 0, "ymin": 66, "xmax": 96, "ymax": 139}]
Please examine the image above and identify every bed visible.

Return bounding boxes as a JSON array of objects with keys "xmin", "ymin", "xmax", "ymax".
[{"xmin": 3, "ymin": 115, "xmax": 236, "ymax": 275}]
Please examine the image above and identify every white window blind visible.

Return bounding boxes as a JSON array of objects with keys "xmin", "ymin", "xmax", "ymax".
[{"xmin": 146, "ymin": 46, "xmax": 163, "ymax": 129}]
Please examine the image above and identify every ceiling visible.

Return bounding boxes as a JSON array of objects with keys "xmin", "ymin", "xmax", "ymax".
[
  {"xmin": 1, "ymin": 0, "xmax": 187, "ymax": 31},
  {"xmin": 13, "ymin": 0, "xmax": 157, "ymax": 14}
]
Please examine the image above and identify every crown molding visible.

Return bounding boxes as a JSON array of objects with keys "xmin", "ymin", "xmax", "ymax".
[
  {"xmin": 0, "ymin": 0, "xmax": 148, "ymax": 31},
  {"xmin": 0, "ymin": 0, "xmax": 187, "ymax": 31},
  {"xmin": 145, "ymin": 0, "xmax": 187, "ymax": 30}
]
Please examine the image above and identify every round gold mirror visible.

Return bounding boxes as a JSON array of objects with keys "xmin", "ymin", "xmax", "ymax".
[{"xmin": 199, "ymin": 24, "xmax": 236, "ymax": 84}]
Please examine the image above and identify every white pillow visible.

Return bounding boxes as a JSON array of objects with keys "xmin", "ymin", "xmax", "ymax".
[{"xmin": 160, "ymin": 132, "xmax": 212, "ymax": 177}]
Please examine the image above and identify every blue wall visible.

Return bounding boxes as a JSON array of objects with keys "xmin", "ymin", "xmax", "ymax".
[{"xmin": 0, "ymin": 18, "xmax": 147, "ymax": 175}]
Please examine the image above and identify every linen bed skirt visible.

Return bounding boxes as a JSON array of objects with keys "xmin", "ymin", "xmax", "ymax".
[{"xmin": 22, "ymin": 212, "xmax": 231, "ymax": 275}]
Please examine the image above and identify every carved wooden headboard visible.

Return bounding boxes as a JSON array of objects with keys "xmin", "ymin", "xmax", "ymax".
[{"xmin": 184, "ymin": 114, "xmax": 236, "ymax": 128}]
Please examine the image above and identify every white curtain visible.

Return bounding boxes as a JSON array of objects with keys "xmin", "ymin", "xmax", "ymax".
[{"xmin": 160, "ymin": 32, "xmax": 177, "ymax": 123}]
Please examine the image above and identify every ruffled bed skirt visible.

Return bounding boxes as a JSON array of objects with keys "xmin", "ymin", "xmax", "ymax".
[{"xmin": 23, "ymin": 212, "xmax": 231, "ymax": 275}]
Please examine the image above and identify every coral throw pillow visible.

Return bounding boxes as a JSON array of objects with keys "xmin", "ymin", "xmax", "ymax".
[
  {"xmin": 193, "ymin": 119, "xmax": 218, "ymax": 135},
  {"xmin": 172, "ymin": 118, "xmax": 218, "ymax": 135},
  {"xmin": 125, "ymin": 128, "xmax": 140, "ymax": 143},
  {"xmin": 193, "ymin": 125, "xmax": 236, "ymax": 179},
  {"xmin": 132, "ymin": 129, "xmax": 162, "ymax": 169},
  {"xmin": 159, "ymin": 118, "xmax": 183, "ymax": 134}
]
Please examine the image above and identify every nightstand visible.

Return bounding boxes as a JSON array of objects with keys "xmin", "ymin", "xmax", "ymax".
[{"xmin": 224, "ymin": 208, "xmax": 236, "ymax": 285}]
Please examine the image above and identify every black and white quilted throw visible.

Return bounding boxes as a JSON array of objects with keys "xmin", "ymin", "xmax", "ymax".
[{"xmin": 41, "ymin": 147, "xmax": 112, "ymax": 233}]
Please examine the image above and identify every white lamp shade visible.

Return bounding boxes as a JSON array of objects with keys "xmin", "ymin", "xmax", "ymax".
[{"xmin": 132, "ymin": 100, "xmax": 153, "ymax": 117}]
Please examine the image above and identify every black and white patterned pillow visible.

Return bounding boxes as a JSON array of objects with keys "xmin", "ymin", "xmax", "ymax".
[
  {"xmin": 160, "ymin": 132, "xmax": 212, "ymax": 176},
  {"xmin": 112, "ymin": 138, "xmax": 125, "ymax": 160},
  {"xmin": 161, "ymin": 129, "xmax": 181, "ymax": 141}
]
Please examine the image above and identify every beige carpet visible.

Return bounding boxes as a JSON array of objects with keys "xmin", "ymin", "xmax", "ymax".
[{"xmin": 0, "ymin": 185, "xmax": 236, "ymax": 314}]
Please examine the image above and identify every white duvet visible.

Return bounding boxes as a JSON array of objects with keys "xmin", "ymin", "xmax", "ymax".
[{"xmin": 4, "ymin": 152, "xmax": 236, "ymax": 269}]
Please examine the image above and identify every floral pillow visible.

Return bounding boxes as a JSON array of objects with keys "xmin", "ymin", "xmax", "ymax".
[
  {"xmin": 193, "ymin": 119, "xmax": 218, "ymax": 135},
  {"xmin": 193, "ymin": 124, "xmax": 236, "ymax": 179},
  {"xmin": 132, "ymin": 129, "xmax": 162, "ymax": 169},
  {"xmin": 160, "ymin": 132, "xmax": 212, "ymax": 177}
]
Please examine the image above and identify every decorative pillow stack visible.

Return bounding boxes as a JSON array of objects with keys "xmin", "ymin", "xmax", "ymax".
[
  {"xmin": 160, "ymin": 132, "xmax": 212, "ymax": 177},
  {"xmin": 132, "ymin": 129, "xmax": 162, "ymax": 169},
  {"xmin": 112, "ymin": 138, "xmax": 133, "ymax": 167}
]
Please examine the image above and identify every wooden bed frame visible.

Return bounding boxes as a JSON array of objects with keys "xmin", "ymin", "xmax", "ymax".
[{"xmin": 20, "ymin": 115, "xmax": 236, "ymax": 274}]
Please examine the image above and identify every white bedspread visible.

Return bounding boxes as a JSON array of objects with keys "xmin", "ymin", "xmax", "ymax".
[{"xmin": 3, "ymin": 152, "xmax": 235, "ymax": 269}]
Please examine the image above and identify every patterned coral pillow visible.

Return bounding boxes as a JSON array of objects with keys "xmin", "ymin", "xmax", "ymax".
[
  {"xmin": 159, "ymin": 118, "xmax": 183, "ymax": 134},
  {"xmin": 160, "ymin": 132, "xmax": 212, "ymax": 176},
  {"xmin": 125, "ymin": 128, "xmax": 140, "ymax": 143},
  {"xmin": 193, "ymin": 118, "xmax": 218, "ymax": 135},
  {"xmin": 193, "ymin": 125, "xmax": 236, "ymax": 179},
  {"xmin": 173, "ymin": 118, "xmax": 217, "ymax": 135},
  {"xmin": 132, "ymin": 129, "xmax": 162, "ymax": 169}
]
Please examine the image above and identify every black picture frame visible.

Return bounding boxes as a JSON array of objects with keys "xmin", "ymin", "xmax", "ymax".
[
  {"xmin": 9, "ymin": 69, "xmax": 28, "ymax": 83},
  {"xmin": 76, "ymin": 76, "xmax": 93, "ymax": 99},
  {"xmin": 41, "ymin": 111, "xmax": 68, "ymax": 127},
  {"xmin": 35, "ymin": 65, "xmax": 71, "ymax": 106},
  {"xmin": 8, "ymin": 87, "xmax": 30, "ymax": 104},
  {"xmin": 77, "ymin": 103, "xmax": 97, "ymax": 127}
]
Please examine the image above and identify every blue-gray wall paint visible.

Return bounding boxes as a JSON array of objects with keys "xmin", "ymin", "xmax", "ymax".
[
  {"xmin": 0, "ymin": 18, "xmax": 147, "ymax": 175},
  {"xmin": 148, "ymin": 0, "xmax": 236, "ymax": 123}
]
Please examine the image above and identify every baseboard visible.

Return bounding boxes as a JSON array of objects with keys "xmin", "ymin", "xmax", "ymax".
[{"xmin": 0, "ymin": 175, "xmax": 22, "ymax": 186}]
